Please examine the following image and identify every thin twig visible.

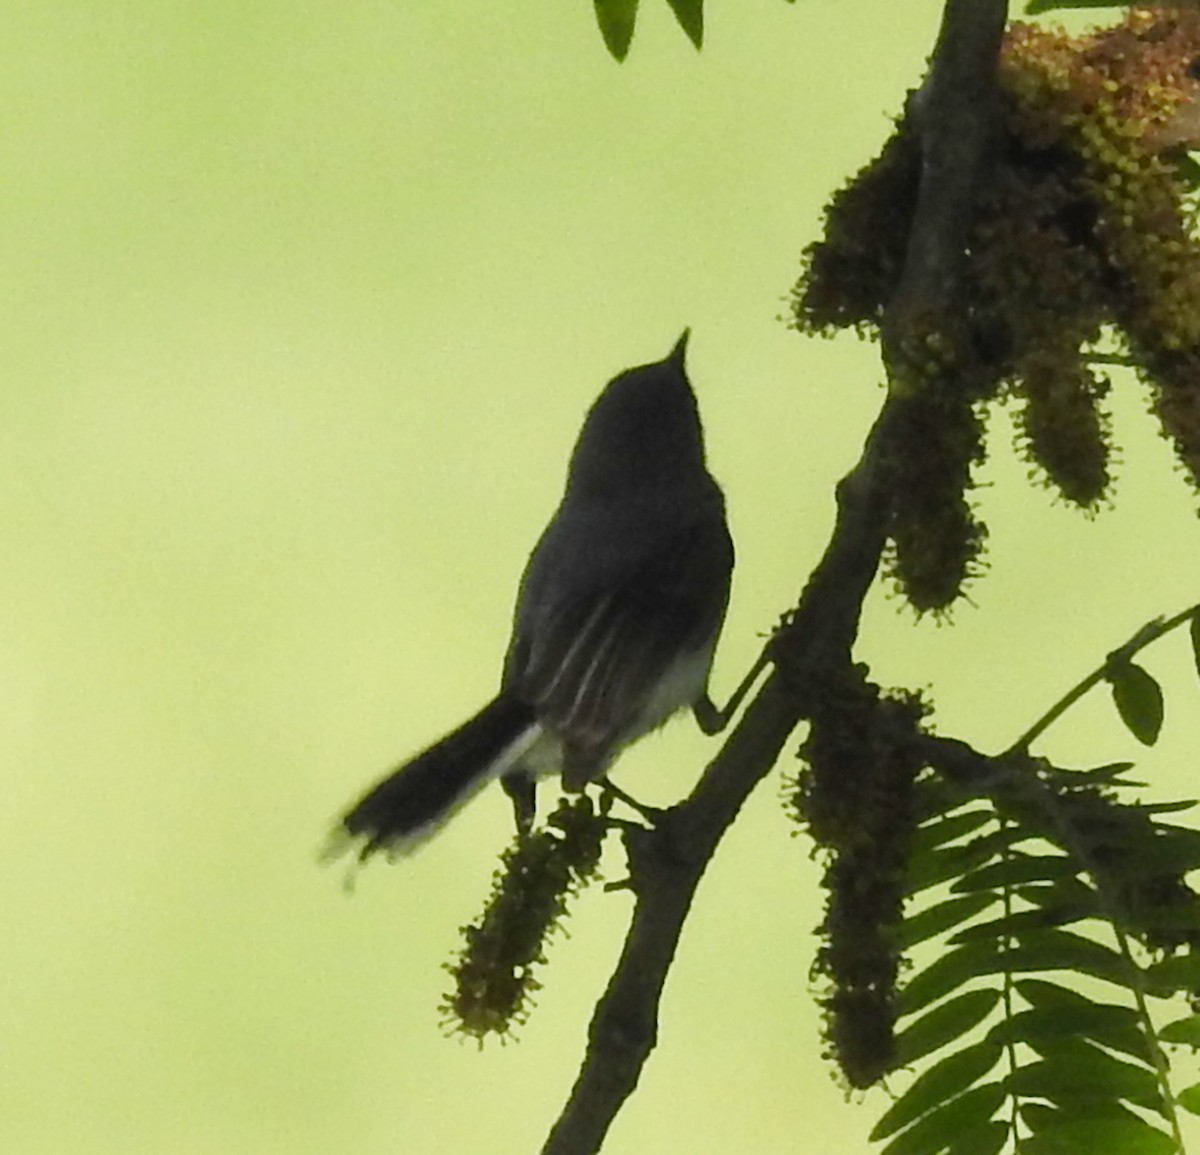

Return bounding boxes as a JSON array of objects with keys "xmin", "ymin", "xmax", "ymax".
[{"xmin": 1008, "ymin": 603, "xmax": 1200, "ymax": 755}]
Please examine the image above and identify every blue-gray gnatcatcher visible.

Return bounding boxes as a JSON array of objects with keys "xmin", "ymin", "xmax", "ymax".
[{"xmin": 334, "ymin": 331, "xmax": 735, "ymax": 860}]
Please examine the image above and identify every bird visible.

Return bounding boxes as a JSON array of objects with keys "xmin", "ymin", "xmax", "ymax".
[{"xmin": 330, "ymin": 331, "xmax": 735, "ymax": 862}]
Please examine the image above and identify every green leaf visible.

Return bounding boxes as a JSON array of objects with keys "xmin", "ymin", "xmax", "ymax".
[
  {"xmin": 880, "ymin": 1083, "xmax": 1005, "ymax": 1155},
  {"xmin": 898, "ymin": 944, "xmax": 1001, "ymax": 1016},
  {"xmin": 946, "ymin": 1122, "xmax": 1008, "ymax": 1155},
  {"xmin": 895, "ymin": 988, "xmax": 1002, "ymax": 1066},
  {"xmin": 1138, "ymin": 798, "xmax": 1198, "ymax": 816},
  {"xmin": 1047, "ymin": 761, "xmax": 1135, "ymax": 785},
  {"xmin": 912, "ymin": 777, "xmax": 962, "ymax": 823},
  {"xmin": 1155, "ymin": 819, "xmax": 1200, "ymax": 843},
  {"xmin": 1022, "ymin": 1033, "xmax": 1159, "ymax": 1090},
  {"xmin": 1108, "ymin": 661, "xmax": 1164, "ymax": 746},
  {"xmin": 1000, "ymin": 928, "xmax": 1128, "ymax": 986},
  {"xmin": 871, "ymin": 1042, "xmax": 1002, "ymax": 1140},
  {"xmin": 906, "ymin": 829, "xmax": 1025, "ymax": 897},
  {"xmin": 1017, "ymin": 1104, "xmax": 1175, "ymax": 1155},
  {"xmin": 1016, "ymin": 977, "xmax": 1124, "ymax": 1013},
  {"xmin": 910, "ymin": 809, "xmax": 994, "ymax": 857},
  {"xmin": 1126, "ymin": 824, "xmax": 1200, "ymax": 874},
  {"xmin": 948, "ymin": 903, "xmax": 1090, "ymax": 945},
  {"xmin": 1126, "ymin": 900, "xmax": 1200, "ymax": 938},
  {"xmin": 899, "ymin": 893, "xmax": 998, "ymax": 950},
  {"xmin": 1023, "ymin": 1123, "xmax": 1174, "ymax": 1155},
  {"xmin": 915, "ymin": 776, "xmax": 1002, "ymax": 824},
  {"xmin": 1178, "ymin": 1082, "xmax": 1200, "ymax": 1115},
  {"xmin": 899, "ymin": 929, "xmax": 1128, "ymax": 1017},
  {"xmin": 1160, "ymin": 1014, "xmax": 1200, "ymax": 1045},
  {"xmin": 594, "ymin": 0, "xmax": 638, "ymax": 60},
  {"xmin": 1005, "ymin": 1044, "xmax": 1163, "ymax": 1113},
  {"xmin": 1144, "ymin": 951, "xmax": 1200, "ymax": 996},
  {"xmin": 664, "ymin": 0, "xmax": 703, "ymax": 48},
  {"xmin": 1021, "ymin": 1100, "xmax": 1142, "ymax": 1133},
  {"xmin": 1020, "ymin": 878, "xmax": 1099, "ymax": 913},
  {"xmin": 991, "ymin": 1002, "xmax": 1150, "ymax": 1065},
  {"xmin": 952, "ymin": 853, "xmax": 1079, "ymax": 893}
]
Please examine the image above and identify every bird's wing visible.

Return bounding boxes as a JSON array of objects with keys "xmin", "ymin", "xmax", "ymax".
[{"xmin": 503, "ymin": 509, "xmax": 732, "ymax": 764}]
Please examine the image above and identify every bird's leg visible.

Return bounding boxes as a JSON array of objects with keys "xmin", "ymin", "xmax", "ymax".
[
  {"xmin": 599, "ymin": 779, "xmax": 661, "ymax": 827},
  {"xmin": 693, "ymin": 648, "xmax": 771, "ymax": 735},
  {"xmin": 501, "ymin": 771, "xmax": 537, "ymax": 835}
]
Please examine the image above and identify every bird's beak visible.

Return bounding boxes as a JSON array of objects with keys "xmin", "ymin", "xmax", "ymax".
[{"xmin": 669, "ymin": 328, "xmax": 691, "ymax": 368}]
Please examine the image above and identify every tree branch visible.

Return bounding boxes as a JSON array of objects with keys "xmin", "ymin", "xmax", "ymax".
[
  {"xmin": 541, "ymin": 676, "xmax": 798, "ymax": 1155},
  {"xmin": 883, "ymin": 0, "xmax": 1008, "ymax": 388},
  {"xmin": 540, "ymin": 2, "xmax": 1010, "ymax": 1151}
]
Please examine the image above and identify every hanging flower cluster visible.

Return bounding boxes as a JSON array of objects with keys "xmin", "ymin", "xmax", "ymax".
[
  {"xmin": 441, "ymin": 796, "xmax": 605, "ymax": 1039},
  {"xmin": 789, "ymin": 675, "xmax": 928, "ymax": 1088},
  {"xmin": 793, "ymin": 7, "xmax": 1200, "ymax": 611}
]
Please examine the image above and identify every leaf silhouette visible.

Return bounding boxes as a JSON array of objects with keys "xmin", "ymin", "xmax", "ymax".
[{"xmin": 1107, "ymin": 662, "xmax": 1164, "ymax": 746}]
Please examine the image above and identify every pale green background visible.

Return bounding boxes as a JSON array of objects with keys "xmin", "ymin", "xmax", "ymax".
[{"xmin": 4, "ymin": 3, "xmax": 1200, "ymax": 1153}]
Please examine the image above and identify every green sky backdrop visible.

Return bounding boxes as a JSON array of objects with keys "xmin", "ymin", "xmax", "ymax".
[{"xmin": 5, "ymin": 2, "xmax": 1200, "ymax": 1153}]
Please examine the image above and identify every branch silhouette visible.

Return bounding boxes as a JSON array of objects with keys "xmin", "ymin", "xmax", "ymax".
[{"xmin": 541, "ymin": 2, "xmax": 1010, "ymax": 1150}]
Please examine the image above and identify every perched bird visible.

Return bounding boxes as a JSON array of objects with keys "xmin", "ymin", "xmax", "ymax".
[{"xmin": 332, "ymin": 331, "xmax": 734, "ymax": 861}]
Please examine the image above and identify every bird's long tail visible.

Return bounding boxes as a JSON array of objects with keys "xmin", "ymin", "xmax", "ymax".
[{"xmin": 329, "ymin": 694, "xmax": 541, "ymax": 862}]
